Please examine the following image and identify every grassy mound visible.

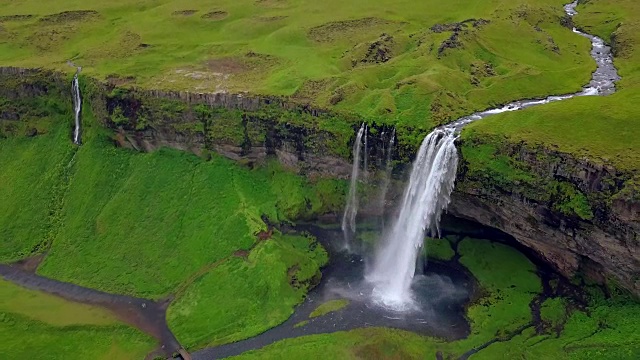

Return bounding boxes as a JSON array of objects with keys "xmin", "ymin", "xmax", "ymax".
[
  {"xmin": 5, "ymin": 110, "xmax": 343, "ymax": 299},
  {"xmin": 168, "ymin": 233, "xmax": 328, "ymax": 349}
]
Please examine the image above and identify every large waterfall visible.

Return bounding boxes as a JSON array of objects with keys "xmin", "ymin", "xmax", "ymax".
[
  {"xmin": 378, "ymin": 128, "xmax": 396, "ymax": 228},
  {"xmin": 367, "ymin": 128, "xmax": 458, "ymax": 308},
  {"xmin": 360, "ymin": 0, "xmax": 619, "ymax": 309},
  {"xmin": 342, "ymin": 124, "xmax": 366, "ymax": 250},
  {"xmin": 72, "ymin": 67, "xmax": 82, "ymax": 145}
]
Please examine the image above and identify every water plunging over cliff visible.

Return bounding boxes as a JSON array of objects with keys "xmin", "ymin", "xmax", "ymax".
[
  {"xmin": 364, "ymin": 1, "xmax": 619, "ymax": 309},
  {"xmin": 72, "ymin": 67, "xmax": 82, "ymax": 144},
  {"xmin": 342, "ymin": 124, "xmax": 366, "ymax": 250},
  {"xmin": 378, "ymin": 128, "xmax": 396, "ymax": 228},
  {"xmin": 367, "ymin": 128, "xmax": 458, "ymax": 308}
]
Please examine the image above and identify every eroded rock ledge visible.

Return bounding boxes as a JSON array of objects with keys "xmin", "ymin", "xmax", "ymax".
[{"xmin": 1, "ymin": 66, "xmax": 638, "ymax": 297}]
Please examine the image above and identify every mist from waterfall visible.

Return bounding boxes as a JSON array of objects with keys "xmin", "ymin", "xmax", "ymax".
[
  {"xmin": 342, "ymin": 123, "xmax": 366, "ymax": 251},
  {"xmin": 72, "ymin": 68, "xmax": 82, "ymax": 145},
  {"xmin": 366, "ymin": 128, "xmax": 458, "ymax": 309},
  {"xmin": 378, "ymin": 128, "xmax": 395, "ymax": 228}
]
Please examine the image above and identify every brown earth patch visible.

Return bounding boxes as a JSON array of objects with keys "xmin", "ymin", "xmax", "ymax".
[
  {"xmin": 293, "ymin": 79, "xmax": 332, "ymax": 103},
  {"xmin": 308, "ymin": 17, "xmax": 394, "ymax": 42},
  {"xmin": 257, "ymin": 229, "xmax": 273, "ymax": 241},
  {"xmin": 39, "ymin": 10, "xmax": 99, "ymax": 24},
  {"xmin": 12, "ymin": 254, "xmax": 45, "ymax": 273},
  {"xmin": 172, "ymin": 10, "xmax": 198, "ymax": 16},
  {"xmin": 347, "ymin": 33, "xmax": 395, "ymax": 67},
  {"xmin": 106, "ymin": 74, "xmax": 136, "ymax": 86},
  {"xmin": 202, "ymin": 11, "xmax": 228, "ymax": 21},
  {"xmin": 233, "ymin": 250, "xmax": 250, "ymax": 259},
  {"xmin": 255, "ymin": 15, "xmax": 288, "ymax": 22},
  {"xmin": 206, "ymin": 57, "xmax": 248, "ymax": 74}
]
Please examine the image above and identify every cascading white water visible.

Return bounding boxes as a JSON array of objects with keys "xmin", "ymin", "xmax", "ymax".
[
  {"xmin": 72, "ymin": 67, "xmax": 82, "ymax": 145},
  {"xmin": 362, "ymin": 1, "xmax": 619, "ymax": 310},
  {"xmin": 378, "ymin": 128, "xmax": 396, "ymax": 228},
  {"xmin": 363, "ymin": 125, "xmax": 369, "ymax": 180},
  {"xmin": 342, "ymin": 123, "xmax": 366, "ymax": 250},
  {"xmin": 367, "ymin": 128, "xmax": 458, "ymax": 309}
]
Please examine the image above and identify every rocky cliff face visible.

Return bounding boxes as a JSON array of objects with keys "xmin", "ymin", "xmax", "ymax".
[
  {"xmin": 453, "ymin": 139, "xmax": 639, "ymax": 296},
  {"xmin": 1, "ymin": 66, "xmax": 638, "ymax": 296}
]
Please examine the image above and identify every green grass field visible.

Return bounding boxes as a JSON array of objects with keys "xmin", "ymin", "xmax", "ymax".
[
  {"xmin": 167, "ymin": 233, "xmax": 328, "ymax": 349},
  {"xmin": 463, "ymin": 0, "xmax": 640, "ymax": 174},
  {"xmin": 0, "ymin": 0, "xmax": 594, "ymax": 136},
  {"xmin": 0, "ymin": 279, "xmax": 155, "ymax": 360}
]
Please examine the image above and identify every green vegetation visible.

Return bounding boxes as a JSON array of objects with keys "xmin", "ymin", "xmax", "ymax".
[
  {"xmin": 0, "ymin": 98, "xmax": 340, "ymax": 349},
  {"xmin": 231, "ymin": 327, "xmax": 438, "ymax": 360},
  {"xmin": 452, "ymin": 238, "xmax": 542, "ymax": 349},
  {"xmin": 459, "ymin": 134, "xmax": 595, "ymax": 220},
  {"xmin": 29, "ymin": 116, "xmax": 340, "ymax": 299},
  {"xmin": 0, "ymin": 279, "xmax": 155, "ymax": 360},
  {"xmin": 540, "ymin": 297, "xmax": 566, "ymax": 328},
  {"xmin": 309, "ymin": 299, "xmax": 350, "ymax": 318},
  {"xmin": 462, "ymin": 0, "xmax": 640, "ymax": 174},
  {"xmin": 424, "ymin": 237, "xmax": 456, "ymax": 261},
  {"xmin": 167, "ymin": 233, "xmax": 327, "ymax": 349},
  {"xmin": 0, "ymin": 0, "xmax": 595, "ymax": 140},
  {"xmin": 1, "ymin": 0, "xmax": 639, "ymax": 357},
  {"xmin": 230, "ymin": 237, "xmax": 640, "ymax": 359}
]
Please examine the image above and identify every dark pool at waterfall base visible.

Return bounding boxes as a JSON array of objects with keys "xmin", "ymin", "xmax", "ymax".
[{"xmin": 193, "ymin": 221, "xmax": 480, "ymax": 360}]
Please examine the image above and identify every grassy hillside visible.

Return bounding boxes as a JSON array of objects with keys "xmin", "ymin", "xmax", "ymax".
[
  {"xmin": 0, "ymin": 0, "xmax": 593, "ymax": 134},
  {"xmin": 0, "ymin": 92, "xmax": 340, "ymax": 346},
  {"xmin": 463, "ymin": 0, "xmax": 640, "ymax": 174},
  {"xmin": 0, "ymin": 279, "xmax": 155, "ymax": 360}
]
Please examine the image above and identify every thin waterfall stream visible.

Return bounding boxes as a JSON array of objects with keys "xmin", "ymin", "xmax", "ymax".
[
  {"xmin": 341, "ymin": 123, "xmax": 366, "ymax": 251},
  {"xmin": 71, "ymin": 66, "xmax": 82, "ymax": 145},
  {"xmin": 364, "ymin": 0, "xmax": 619, "ymax": 309},
  {"xmin": 378, "ymin": 128, "xmax": 396, "ymax": 229}
]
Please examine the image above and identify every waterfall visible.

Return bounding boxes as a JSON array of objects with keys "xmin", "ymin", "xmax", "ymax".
[
  {"xmin": 348, "ymin": 0, "xmax": 619, "ymax": 311},
  {"xmin": 367, "ymin": 128, "xmax": 458, "ymax": 309},
  {"xmin": 342, "ymin": 123, "xmax": 366, "ymax": 250},
  {"xmin": 72, "ymin": 67, "xmax": 82, "ymax": 145},
  {"xmin": 363, "ymin": 125, "xmax": 369, "ymax": 180},
  {"xmin": 378, "ymin": 128, "xmax": 396, "ymax": 228}
]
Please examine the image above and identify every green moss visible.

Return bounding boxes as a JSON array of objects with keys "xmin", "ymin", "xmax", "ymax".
[
  {"xmin": 167, "ymin": 234, "xmax": 327, "ymax": 350},
  {"xmin": 540, "ymin": 297, "xmax": 567, "ymax": 328},
  {"xmin": 309, "ymin": 299, "xmax": 350, "ymax": 318},
  {"xmin": 445, "ymin": 237, "xmax": 542, "ymax": 354},
  {"xmin": 460, "ymin": 132, "xmax": 595, "ymax": 220},
  {"xmin": 424, "ymin": 237, "xmax": 455, "ymax": 261}
]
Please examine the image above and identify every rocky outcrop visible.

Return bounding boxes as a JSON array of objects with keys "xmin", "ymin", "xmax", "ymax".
[{"xmin": 452, "ymin": 140, "xmax": 640, "ymax": 296}]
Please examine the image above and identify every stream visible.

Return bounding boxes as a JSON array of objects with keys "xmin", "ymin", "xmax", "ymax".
[{"xmin": 0, "ymin": 1, "xmax": 621, "ymax": 359}]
